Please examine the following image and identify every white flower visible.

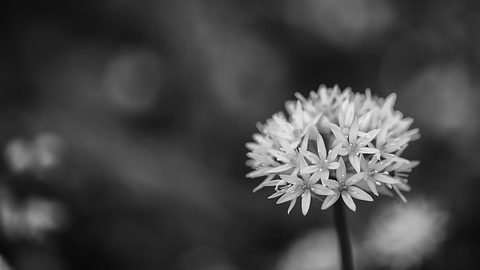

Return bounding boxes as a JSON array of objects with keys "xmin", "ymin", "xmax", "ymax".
[
  {"xmin": 266, "ymin": 154, "xmax": 335, "ymax": 215},
  {"xmin": 277, "ymin": 228, "xmax": 344, "ymax": 270},
  {"xmin": 272, "ymin": 170, "xmax": 335, "ymax": 215},
  {"xmin": 321, "ymin": 158, "xmax": 373, "ymax": 211},
  {"xmin": 5, "ymin": 132, "xmax": 64, "ymax": 174},
  {"xmin": 329, "ymin": 118, "xmax": 380, "ymax": 173},
  {"xmin": 301, "ymin": 130, "xmax": 340, "ymax": 185},
  {"xmin": 363, "ymin": 199, "xmax": 448, "ymax": 269},
  {"xmin": 354, "ymin": 155, "xmax": 400, "ymax": 196},
  {"xmin": 246, "ymin": 85, "xmax": 419, "ymax": 215}
]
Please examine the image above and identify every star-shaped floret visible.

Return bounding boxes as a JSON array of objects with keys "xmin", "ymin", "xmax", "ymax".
[
  {"xmin": 301, "ymin": 131, "xmax": 340, "ymax": 185},
  {"xmin": 329, "ymin": 118, "xmax": 380, "ymax": 173},
  {"xmin": 265, "ymin": 130, "xmax": 311, "ymax": 175},
  {"xmin": 354, "ymin": 155, "xmax": 400, "ymax": 196},
  {"xmin": 269, "ymin": 101, "xmax": 321, "ymax": 148},
  {"xmin": 321, "ymin": 158, "xmax": 373, "ymax": 211},
  {"xmin": 274, "ymin": 171, "xmax": 335, "ymax": 215},
  {"xmin": 375, "ymin": 127, "xmax": 413, "ymax": 160}
]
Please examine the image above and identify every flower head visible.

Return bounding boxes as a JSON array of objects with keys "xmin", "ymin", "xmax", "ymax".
[{"xmin": 246, "ymin": 85, "xmax": 419, "ymax": 214}]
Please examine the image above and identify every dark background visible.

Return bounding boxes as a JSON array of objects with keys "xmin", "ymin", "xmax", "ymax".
[{"xmin": 0, "ymin": 0, "xmax": 479, "ymax": 269}]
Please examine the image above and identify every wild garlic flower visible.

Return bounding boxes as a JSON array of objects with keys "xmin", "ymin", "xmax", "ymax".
[
  {"xmin": 246, "ymin": 85, "xmax": 419, "ymax": 214},
  {"xmin": 301, "ymin": 130, "xmax": 340, "ymax": 186},
  {"xmin": 321, "ymin": 157, "xmax": 373, "ymax": 211}
]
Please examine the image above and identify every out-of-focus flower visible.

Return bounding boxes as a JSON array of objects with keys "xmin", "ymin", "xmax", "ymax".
[
  {"xmin": 246, "ymin": 86, "xmax": 419, "ymax": 214},
  {"xmin": 0, "ymin": 255, "xmax": 11, "ymax": 270},
  {"xmin": 5, "ymin": 133, "xmax": 63, "ymax": 174},
  {"xmin": 362, "ymin": 199, "xmax": 448, "ymax": 269},
  {"xmin": 102, "ymin": 48, "xmax": 164, "ymax": 113},
  {"xmin": 277, "ymin": 228, "xmax": 353, "ymax": 270},
  {"xmin": 285, "ymin": 0, "xmax": 396, "ymax": 49},
  {"xmin": 402, "ymin": 64, "xmax": 479, "ymax": 142},
  {"xmin": 0, "ymin": 191, "xmax": 67, "ymax": 241}
]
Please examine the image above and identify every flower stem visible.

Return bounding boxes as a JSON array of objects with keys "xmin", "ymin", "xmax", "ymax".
[{"xmin": 333, "ymin": 201, "xmax": 354, "ymax": 270}]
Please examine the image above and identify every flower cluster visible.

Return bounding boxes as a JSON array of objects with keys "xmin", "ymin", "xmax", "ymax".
[{"xmin": 246, "ymin": 85, "xmax": 419, "ymax": 215}]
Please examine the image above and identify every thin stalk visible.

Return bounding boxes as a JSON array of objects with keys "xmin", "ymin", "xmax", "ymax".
[{"xmin": 333, "ymin": 201, "xmax": 354, "ymax": 270}]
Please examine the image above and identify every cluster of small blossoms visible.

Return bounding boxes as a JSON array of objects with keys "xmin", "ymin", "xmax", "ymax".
[{"xmin": 246, "ymin": 85, "xmax": 420, "ymax": 215}]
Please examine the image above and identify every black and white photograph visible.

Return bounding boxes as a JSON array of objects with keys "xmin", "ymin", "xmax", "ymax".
[{"xmin": 0, "ymin": 1, "xmax": 479, "ymax": 269}]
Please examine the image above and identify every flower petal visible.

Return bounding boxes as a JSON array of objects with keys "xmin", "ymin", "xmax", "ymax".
[
  {"xmin": 358, "ymin": 147, "xmax": 379, "ymax": 154},
  {"xmin": 287, "ymin": 198, "xmax": 297, "ymax": 214},
  {"xmin": 293, "ymin": 101, "xmax": 303, "ymax": 128},
  {"xmin": 374, "ymin": 174, "xmax": 400, "ymax": 184},
  {"xmin": 349, "ymin": 154, "xmax": 361, "ymax": 173},
  {"xmin": 268, "ymin": 149, "xmax": 290, "ymax": 163},
  {"xmin": 317, "ymin": 134, "xmax": 327, "ymax": 158},
  {"xmin": 367, "ymin": 179, "xmax": 379, "ymax": 196},
  {"xmin": 312, "ymin": 184, "xmax": 335, "ymax": 196},
  {"xmin": 277, "ymin": 189, "xmax": 302, "ymax": 204},
  {"xmin": 346, "ymin": 172, "xmax": 365, "ymax": 186},
  {"xmin": 336, "ymin": 157, "xmax": 347, "ymax": 180},
  {"xmin": 344, "ymin": 102, "xmax": 355, "ymax": 127},
  {"xmin": 358, "ymin": 129, "xmax": 380, "ymax": 144},
  {"xmin": 301, "ymin": 190, "xmax": 312, "ymax": 215},
  {"xmin": 300, "ymin": 129, "xmax": 310, "ymax": 152},
  {"xmin": 376, "ymin": 127, "xmax": 388, "ymax": 146},
  {"xmin": 268, "ymin": 191, "xmax": 284, "ymax": 199},
  {"xmin": 301, "ymin": 165, "xmax": 319, "ymax": 174},
  {"xmin": 266, "ymin": 164, "xmax": 293, "ymax": 174},
  {"xmin": 341, "ymin": 192, "xmax": 356, "ymax": 211},
  {"xmin": 319, "ymin": 169, "xmax": 329, "ymax": 185},
  {"xmin": 382, "ymin": 93, "xmax": 397, "ymax": 114},
  {"xmin": 367, "ymin": 129, "xmax": 381, "ymax": 140},
  {"xmin": 321, "ymin": 193, "xmax": 340, "ymax": 210},
  {"xmin": 302, "ymin": 151, "xmax": 320, "ymax": 163},
  {"xmin": 325, "ymin": 179, "xmax": 340, "ymax": 189},
  {"xmin": 328, "ymin": 161, "xmax": 340, "ymax": 170},
  {"xmin": 349, "ymin": 118, "xmax": 359, "ymax": 143},
  {"xmin": 329, "ymin": 123, "xmax": 347, "ymax": 144},
  {"xmin": 327, "ymin": 149, "xmax": 338, "ymax": 162},
  {"xmin": 348, "ymin": 186, "xmax": 373, "ymax": 201},
  {"xmin": 280, "ymin": 174, "xmax": 304, "ymax": 185},
  {"xmin": 393, "ymin": 185, "xmax": 407, "ymax": 203},
  {"xmin": 259, "ymin": 179, "xmax": 284, "ymax": 187}
]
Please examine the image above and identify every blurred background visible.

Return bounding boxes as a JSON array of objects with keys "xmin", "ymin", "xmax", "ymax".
[{"xmin": 0, "ymin": 0, "xmax": 479, "ymax": 269}]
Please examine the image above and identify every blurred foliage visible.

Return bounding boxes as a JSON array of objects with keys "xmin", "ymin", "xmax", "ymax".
[{"xmin": 0, "ymin": 0, "xmax": 479, "ymax": 269}]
